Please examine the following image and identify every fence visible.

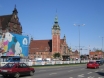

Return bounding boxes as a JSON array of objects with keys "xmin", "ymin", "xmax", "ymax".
[{"xmin": 0, "ymin": 60, "xmax": 89, "ymax": 66}]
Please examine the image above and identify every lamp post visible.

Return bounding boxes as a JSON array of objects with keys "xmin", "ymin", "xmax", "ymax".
[
  {"xmin": 99, "ymin": 36, "xmax": 104, "ymax": 51},
  {"xmin": 74, "ymin": 24, "xmax": 85, "ymax": 61},
  {"xmin": 101, "ymin": 37, "xmax": 103, "ymax": 51}
]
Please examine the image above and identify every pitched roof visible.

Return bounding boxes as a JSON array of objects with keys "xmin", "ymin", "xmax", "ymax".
[
  {"xmin": 89, "ymin": 51, "xmax": 103, "ymax": 55},
  {"xmin": 0, "ymin": 14, "xmax": 12, "ymax": 27},
  {"xmin": 29, "ymin": 39, "xmax": 64, "ymax": 52}
]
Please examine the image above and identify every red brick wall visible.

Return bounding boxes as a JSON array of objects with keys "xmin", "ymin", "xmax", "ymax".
[{"xmin": 52, "ymin": 34, "xmax": 60, "ymax": 54}]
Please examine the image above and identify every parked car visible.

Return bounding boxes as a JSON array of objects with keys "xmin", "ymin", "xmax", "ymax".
[
  {"xmin": 96, "ymin": 60, "xmax": 103, "ymax": 65},
  {"xmin": 0, "ymin": 62, "xmax": 35, "ymax": 78},
  {"xmin": 87, "ymin": 61, "xmax": 99, "ymax": 69}
]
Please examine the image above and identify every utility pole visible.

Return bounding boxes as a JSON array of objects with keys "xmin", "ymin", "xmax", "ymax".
[
  {"xmin": 74, "ymin": 24, "xmax": 85, "ymax": 61},
  {"xmin": 99, "ymin": 36, "xmax": 104, "ymax": 51}
]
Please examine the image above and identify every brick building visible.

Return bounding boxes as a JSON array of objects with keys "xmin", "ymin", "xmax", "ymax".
[
  {"xmin": 0, "ymin": 6, "xmax": 80, "ymax": 60},
  {"xmin": 69, "ymin": 50, "xmax": 80, "ymax": 60},
  {"xmin": 0, "ymin": 6, "xmax": 22, "ymax": 34},
  {"xmin": 89, "ymin": 51, "xmax": 104, "ymax": 60},
  {"xmin": 29, "ymin": 16, "xmax": 70, "ymax": 60},
  {"xmin": 29, "ymin": 16, "xmax": 80, "ymax": 60}
]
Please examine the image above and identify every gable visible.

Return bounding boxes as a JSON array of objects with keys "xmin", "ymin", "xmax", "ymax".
[{"xmin": 0, "ymin": 14, "xmax": 12, "ymax": 28}]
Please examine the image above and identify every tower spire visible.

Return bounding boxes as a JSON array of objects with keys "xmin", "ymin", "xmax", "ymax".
[
  {"xmin": 54, "ymin": 9, "xmax": 58, "ymax": 24},
  {"xmin": 13, "ymin": 4, "xmax": 18, "ymax": 14}
]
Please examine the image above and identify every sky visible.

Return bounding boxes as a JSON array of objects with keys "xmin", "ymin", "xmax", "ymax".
[{"xmin": 0, "ymin": 0, "xmax": 104, "ymax": 54}]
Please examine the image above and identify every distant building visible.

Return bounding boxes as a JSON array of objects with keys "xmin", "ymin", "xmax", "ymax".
[
  {"xmin": 69, "ymin": 50, "xmax": 80, "ymax": 60},
  {"xmin": 89, "ymin": 51, "xmax": 104, "ymax": 60},
  {"xmin": 0, "ymin": 5, "xmax": 22, "ymax": 34}
]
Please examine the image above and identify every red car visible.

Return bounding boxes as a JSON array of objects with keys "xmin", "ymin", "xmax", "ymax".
[
  {"xmin": 87, "ymin": 61, "xmax": 100, "ymax": 69},
  {"xmin": 0, "ymin": 62, "xmax": 35, "ymax": 78}
]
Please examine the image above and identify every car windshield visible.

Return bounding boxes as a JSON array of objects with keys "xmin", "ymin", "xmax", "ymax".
[{"xmin": 2, "ymin": 63, "xmax": 15, "ymax": 68}]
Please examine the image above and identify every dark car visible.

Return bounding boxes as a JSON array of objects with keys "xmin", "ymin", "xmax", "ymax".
[
  {"xmin": 0, "ymin": 62, "xmax": 35, "ymax": 78},
  {"xmin": 96, "ymin": 60, "xmax": 103, "ymax": 65},
  {"xmin": 87, "ymin": 61, "xmax": 99, "ymax": 69}
]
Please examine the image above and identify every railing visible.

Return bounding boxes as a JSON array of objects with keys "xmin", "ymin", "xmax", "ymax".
[{"xmin": 0, "ymin": 60, "xmax": 89, "ymax": 66}]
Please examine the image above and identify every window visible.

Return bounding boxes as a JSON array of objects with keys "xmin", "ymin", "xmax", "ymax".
[
  {"xmin": 22, "ymin": 63, "xmax": 28, "ymax": 68},
  {"xmin": 18, "ymin": 64, "xmax": 23, "ymax": 68},
  {"xmin": 3, "ymin": 63, "xmax": 15, "ymax": 68}
]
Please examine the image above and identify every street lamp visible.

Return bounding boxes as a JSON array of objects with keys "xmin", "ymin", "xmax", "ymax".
[
  {"xmin": 74, "ymin": 24, "xmax": 85, "ymax": 61},
  {"xmin": 99, "ymin": 36, "xmax": 104, "ymax": 51}
]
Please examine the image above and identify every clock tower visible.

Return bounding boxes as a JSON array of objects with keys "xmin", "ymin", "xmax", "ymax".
[{"xmin": 52, "ymin": 15, "xmax": 60, "ymax": 54}]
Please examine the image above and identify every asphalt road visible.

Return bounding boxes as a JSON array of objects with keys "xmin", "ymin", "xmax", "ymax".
[{"xmin": 0, "ymin": 64, "xmax": 104, "ymax": 78}]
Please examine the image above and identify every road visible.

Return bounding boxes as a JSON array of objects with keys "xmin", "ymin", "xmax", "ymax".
[{"xmin": 0, "ymin": 64, "xmax": 104, "ymax": 78}]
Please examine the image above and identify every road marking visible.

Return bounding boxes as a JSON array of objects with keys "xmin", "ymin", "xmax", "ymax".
[
  {"xmin": 87, "ymin": 76, "xmax": 94, "ymax": 78},
  {"xmin": 100, "ymin": 69, "xmax": 103, "ymax": 71},
  {"xmin": 69, "ymin": 77, "xmax": 73, "ymax": 78},
  {"xmin": 49, "ymin": 73, "xmax": 57, "ymax": 75},
  {"xmin": 38, "ymin": 70, "xmax": 46, "ymax": 72},
  {"xmin": 98, "ymin": 77, "xmax": 103, "ymax": 78},
  {"xmin": 87, "ymin": 72, "xmax": 92, "ymax": 74},
  {"xmin": 78, "ymin": 74, "xmax": 84, "ymax": 77},
  {"xmin": 21, "ymin": 76, "xmax": 32, "ymax": 78},
  {"xmin": 57, "ymin": 68, "xmax": 62, "ymax": 70},
  {"xmin": 68, "ymin": 70, "xmax": 73, "ymax": 72},
  {"xmin": 81, "ymin": 68, "xmax": 85, "ymax": 70},
  {"xmin": 95, "ymin": 70, "xmax": 98, "ymax": 72}
]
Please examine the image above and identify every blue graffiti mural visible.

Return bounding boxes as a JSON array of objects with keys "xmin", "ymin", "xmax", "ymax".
[{"xmin": 0, "ymin": 32, "xmax": 29, "ymax": 57}]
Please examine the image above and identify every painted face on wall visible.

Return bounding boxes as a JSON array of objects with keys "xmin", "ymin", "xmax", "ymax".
[
  {"xmin": 23, "ymin": 38, "xmax": 28, "ymax": 45},
  {"xmin": 15, "ymin": 42, "xmax": 22, "ymax": 56},
  {"xmin": 5, "ymin": 32, "xmax": 13, "ymax": 42}
]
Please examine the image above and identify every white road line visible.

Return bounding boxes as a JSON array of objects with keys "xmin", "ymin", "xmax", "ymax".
[
  {"xmin": 78, "ymin": 74, "xmax": 84, "ymax": 77},
  {"xmin": 81, "ymin": 68, "xmax": 85, "ymax": 70},
  {"xmin": 95, "ymin": 70, "xmax": 98, "ymax": 72},
  {"xmin": 21, "ymin": 76, "xmax": 32, "ymax": 78},
  {"xmin": 100, "ymin": 69, "xmax": 103, "ymax": 71},
  {"xmin": 98, "ymin": 77, "xmax": 103, "ymax": 78},
  {"xmin": 87, "ymin": 76, "xmax": 94, "ymax": 78},
  {"xmin": 69, "ymin": 77, "xmax": 73, "ymax": 78},
  {"xmin": 57, "ymin": 68, "xmax": 62, "ymax": 70},
  {"xmin": 49, "ymin": 73, "xmax": 57, "ymax": 75},
  {"xmin": 38, "ymin": 70, "xmax": 46, "ymax": 72},
  {"xmin": 68, "ymin": 70, "xmax": 73, "ymax": 72},
  {"xmin": 87, "ymin": 72, "xmax": 92, "ymax": 74}
]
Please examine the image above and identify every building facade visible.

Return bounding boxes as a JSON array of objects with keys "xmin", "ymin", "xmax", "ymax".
[
  {"xmin": 0, "ymin": 6, "xmax": 80, "ymax": 60},
  {"xmin": 0, "ymin": 6, "xmax": 22, "ymax": 34},
  {"xmin": 89, "ymin": 51, "xmax": 104, "ymax": 60},
  {"xmin": 29, "ymin": 16, "xmax": 70, "ymax": 60},
  {"xmin": 29, "ymin": 16, "xmax": 80, "ymax": 61}
]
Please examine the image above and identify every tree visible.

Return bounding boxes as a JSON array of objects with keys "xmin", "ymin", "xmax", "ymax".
[
  {"xmin": 53, "ymin": 53, "xmax": 61, "ymax": 58},
  {"xmin": 95, "ymin": 49, "xmax": 103, "ymax": 52}
]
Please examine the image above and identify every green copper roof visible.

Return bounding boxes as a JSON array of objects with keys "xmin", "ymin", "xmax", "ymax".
[
  {"xmin": 52, "ymin": 15, "xmax": 60, "ymax": 30},
  {"xmin": 54, "ymin": 16, "xmax": 58, "ymax": 23}
]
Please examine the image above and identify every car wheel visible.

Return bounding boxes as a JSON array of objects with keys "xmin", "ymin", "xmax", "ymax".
[
  {"xmin": 14, "ymin": 73, "xmax": 20, "ymax": 78},
  {"xmin": 30, "ymin": 71, "xmax": 34, "ymax": 76},
  {"xmin": 3, "ymin": 75, "xmax": 7, "ymax": 78}
]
